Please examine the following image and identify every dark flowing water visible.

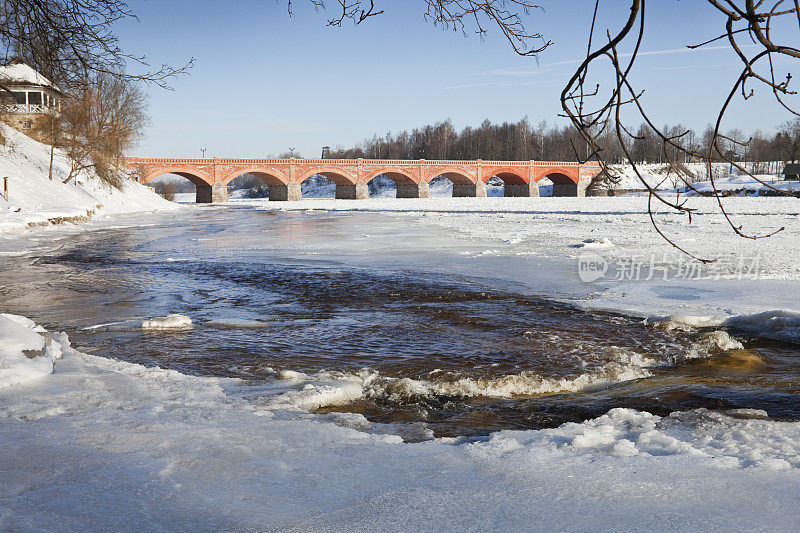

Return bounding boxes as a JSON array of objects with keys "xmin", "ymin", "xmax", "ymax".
[{"xmin": 2, "ymin": 206, "xmax": 799, "ymax": 439}]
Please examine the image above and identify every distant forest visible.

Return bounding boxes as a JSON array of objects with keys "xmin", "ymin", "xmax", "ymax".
[
  {"xmin": 158, "ymin": 117, "xmax": 800, "ymax": 193},
  {"xmin": 326, "ymin": 117, "xmax": 800, "ymax": 171}
]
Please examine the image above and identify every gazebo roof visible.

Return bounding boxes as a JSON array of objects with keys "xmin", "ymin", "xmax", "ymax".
[{"xmin": 0, "ymin": 61, "xmax": 62, "ymax": 93}]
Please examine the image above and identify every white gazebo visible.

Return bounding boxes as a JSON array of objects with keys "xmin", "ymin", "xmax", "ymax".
[{"xmin": 0, "ymin": 60, "xmax": 63, "ymax": 131}]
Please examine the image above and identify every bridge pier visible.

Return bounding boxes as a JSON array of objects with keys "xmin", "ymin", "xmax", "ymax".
[
  {"xmin": 269, "ymin": 182, "xmax": 302, "ymax": 201},
  {"xmin": 196, "ymin": 183, "xmax": 229, "ymax": 203},
  {"xmin": 453, "ymin": 181, "xmax": 487, "ymax": 198},
  {"xmin": 336, "ymin": 182, "xmax": 369, "ymax": 200},
  {"xmin": 396, "ymin": 181, "xmax": 430, "ymax": 199},
  {"xmin": 552, "ymin": 183, "xmax": 586, "ymax": 197},
  {"xmin": 505, "ymin": 182, "xmax": 539, "ymax": 197}
]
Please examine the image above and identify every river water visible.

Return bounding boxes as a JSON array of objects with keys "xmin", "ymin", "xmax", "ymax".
[{"xmin": 2, "ymin": 206, "xmax": 799, "ymax": 439}]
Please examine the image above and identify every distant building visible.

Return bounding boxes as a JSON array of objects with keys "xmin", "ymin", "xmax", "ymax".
[
  {"xmin": 321, "ymin": 146, "xmax": 330, "ymax": 159},
  {"xmin": 0, "ymin": 60, "xmax": 63, "ymax": 133},
  {"xmin": 784, "ymin": 163, "xmax": 800, "ymax": 181}
]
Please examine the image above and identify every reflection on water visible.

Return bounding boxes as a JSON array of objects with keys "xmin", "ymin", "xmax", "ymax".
[{"xmin": 1, "ymin": 207, "xmax": 799, "ymax": 438}]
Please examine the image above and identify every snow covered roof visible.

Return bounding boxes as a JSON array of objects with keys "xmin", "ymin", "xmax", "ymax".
[{"xmin": 0, "ymin": 61, "xmax": 62, "ymax": 92}]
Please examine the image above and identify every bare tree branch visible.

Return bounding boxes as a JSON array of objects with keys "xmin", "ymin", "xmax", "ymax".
[
  {"xmin": 292, "ymin": 0, "xmax": 551, "ymax": 56},
  {"xmin": 0, "ymin": 0, "xmax": 192, "ymax": 92},
  {"xmin": 559, "ymin": 0, "xmax": 799, "ymax": 257}
]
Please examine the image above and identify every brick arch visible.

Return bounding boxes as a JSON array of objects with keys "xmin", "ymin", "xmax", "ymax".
[
  {"xmin": 483, "ymin": 168, "xmax": 529, "ymax": 185},
  {"xmin": 298, "ymin": 166, "xmax": 358, "ymax": 185},
  {"xmin": 426, "ymin": 168, "xmax": 475, "ymax": 185},
  {"xmin": 535, "ymin": 168, "xmax": 579, "ymax": 184},
  {"xmin": 221, "ymin": 168, "xmax": 289, "ymax": 186},
  {"xmin": 537, "ymin": 170, "xmax": 582, "ymax": 197},
  {"xmin": 142, "ymin": 167, "xmax": 213, "ymax": 186},
  {"xmin": 364, "ymin": 170, "xmax": 417, "ymax": 185}
]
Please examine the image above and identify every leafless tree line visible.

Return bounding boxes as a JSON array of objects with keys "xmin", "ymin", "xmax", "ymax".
[{"xmin": 329, "ymin": 116, "xmax": 800, "ymax": 171}]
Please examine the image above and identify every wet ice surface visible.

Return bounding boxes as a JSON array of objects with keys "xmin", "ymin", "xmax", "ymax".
[{"xmin": 2, "ymin": 206, "xmax": 800, "ymax": 439}]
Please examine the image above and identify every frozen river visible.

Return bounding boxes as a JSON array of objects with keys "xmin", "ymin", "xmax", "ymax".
[
  {"xmin": 2, "ymin": 200, "xmax": 800, "ymax": 531},
  {"xmin": 2, "ymin": 205, "xmax": 799, "ymax": 437}
]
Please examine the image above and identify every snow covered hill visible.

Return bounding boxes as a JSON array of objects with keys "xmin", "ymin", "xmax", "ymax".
[
  {"xmin": 602, "ymin": 162, "xmax": 793, "ymax": 193},
  {"xmin": 0, "ymin": 123, "xmax": 178, "ymax": 233}
]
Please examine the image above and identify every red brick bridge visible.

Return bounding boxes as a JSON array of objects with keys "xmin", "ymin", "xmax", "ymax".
[{"xmin": 125, "ymin": 157, "xmax": 603, "ymax": 203}]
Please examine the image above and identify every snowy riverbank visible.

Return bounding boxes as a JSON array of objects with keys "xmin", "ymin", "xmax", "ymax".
[
  {"xmin": 0, "ymin": 123, "xmax": 178, "ymax": 234},
  {"xmin": 2, "ymin": 312, "xmax": 799, "ymax": 531}
]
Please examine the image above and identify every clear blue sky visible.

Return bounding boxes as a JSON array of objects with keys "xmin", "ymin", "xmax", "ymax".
[{"xmin": 116, "ymin": 1, "xmax": 796, "ymax": 158}]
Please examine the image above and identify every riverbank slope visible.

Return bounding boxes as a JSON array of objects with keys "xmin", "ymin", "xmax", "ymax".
[{"xmin": 0, "ymin": 123, "xmax": 178, "ymax": 233}]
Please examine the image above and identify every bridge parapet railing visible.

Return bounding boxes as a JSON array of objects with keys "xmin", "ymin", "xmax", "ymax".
[
  {"xmin": 127, "ymin": 158, "xmax": 213, "ymax": 164},
  {"xmin": 216, "ymin": 159, "xmax": 291, "ymax": 164},
  {"xmin": 126, "ymin": 157, "xmax": 601, "ymax": 167}
]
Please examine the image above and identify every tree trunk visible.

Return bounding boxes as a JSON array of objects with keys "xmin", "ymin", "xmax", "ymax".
[{"xmin": 48, "ymin": 143, "xmax": 54, "ymax": 181}]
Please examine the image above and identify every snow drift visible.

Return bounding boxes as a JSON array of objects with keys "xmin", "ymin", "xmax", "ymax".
[{"xmin": 0, "ymin": 313, "xmax": 62, "ymax": 388}]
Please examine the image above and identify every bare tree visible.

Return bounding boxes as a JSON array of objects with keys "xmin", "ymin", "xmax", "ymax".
[
  {"xmin": 161, "ymin": 182, "xmax": 177, "ymax": 202},
  {"xmin": 0, "ymin": 1, "xmax": 187, "ymax": 188},
  {"xmin": 778, "ymin": 117, "xmax": 800, "ymax": 163},
  {"xmin": 0, "ymin": 0, "xmax": 191, "ymax": 94},
  {"xmin": 60, "ymin": 72, "xmax": 149, "ymax": 186}
]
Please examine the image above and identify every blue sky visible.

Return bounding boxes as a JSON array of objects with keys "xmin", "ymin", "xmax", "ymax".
[{"xmin": 116, "ymin": 1, "xmax": 796, "ymax": 158}]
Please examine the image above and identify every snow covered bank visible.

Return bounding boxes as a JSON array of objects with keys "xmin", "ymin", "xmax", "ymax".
[
  {"xmin": 0, "ymin": 313, "xmax": 62, "ymax": 388},
  {"xmin": 1, "ymin": 314, "xmax": 799, "ymax": 530},
  {"xmin": 660, "ymin": 310, "xmax": 800, "ymax": 345},
  {"xmin": 0, "ymin": 123, "xmax": 179, "ymax": 233},
  {"xmin": 599, "ymin": 162, "xmax": 783, "ymax": 191},
  {"xmin": 608, "ymin": 171, "xmax": 800, "ymax": 197},
  {"xmin": 681, "ymin": 174, "xmax": 800, "ymax": 197}
]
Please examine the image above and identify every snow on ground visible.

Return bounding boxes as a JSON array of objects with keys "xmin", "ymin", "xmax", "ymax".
[
  {"xmin": 610, "ymin": 171, "xmax": 800, "ymax": 197},
  {"xmin": 600, "ymin": 162, "xmax": 798, "ymax": 196},
  {"xmin": 681, "ymin": 174, "xmax": 800, "ymax": 196},
  {"xmin": 0, "ymin": 123, "xmax": 179, "ymax": 233},
  {"xmin": 596, "ymin": 162, "xmax": 792, "ymax": 193},
  {"xmin": 1, "ymin": 314, "xmax": 800, "ymax": 531},
  {"xmin": 605, "ymin": 162, "xmax": 729, "ymax": 190},
  {"xmin": 0, "ymin": 313, "xmax": 62, "ymax": 388}
]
